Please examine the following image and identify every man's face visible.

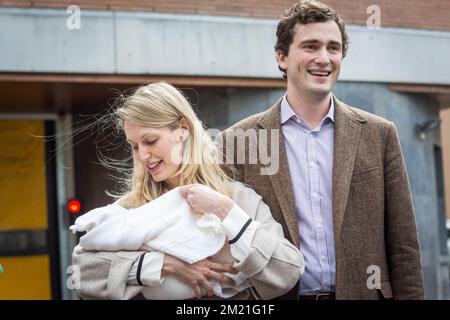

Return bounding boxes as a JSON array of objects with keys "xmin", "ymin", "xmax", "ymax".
[{"xmin": 277, "ymin": 21, "xmax": 343, "ymax": 97}]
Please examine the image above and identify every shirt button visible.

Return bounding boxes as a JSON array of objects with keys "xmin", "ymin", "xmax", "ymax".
[
  {"xmin": 320, "ymin": 255, "xmax": 327, "ymax": 262},
  {"xmin": 312, "ymin": 192, "xmax": 319, "ymax": 199},
  {"xmin": 316, "ymin": 223, "xmax": 323, "ymax": 231},
  {"xmin": 309, "ymin": 162, "xmax": 315, "ymax": 168}
]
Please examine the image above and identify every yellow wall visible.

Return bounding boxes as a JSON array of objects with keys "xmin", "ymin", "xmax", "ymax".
[
  {"xmin": 0, "ymin": 256, "xmax": 51, "ymax": 300},
  {"xmin": 0, "ymin": 120, "xmax": 51, "ymax": 299}
]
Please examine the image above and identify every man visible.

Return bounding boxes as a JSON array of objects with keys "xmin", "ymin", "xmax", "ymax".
[{"xmin": 220, "ymin": 0, "xmax": 424, "ymax": 300}]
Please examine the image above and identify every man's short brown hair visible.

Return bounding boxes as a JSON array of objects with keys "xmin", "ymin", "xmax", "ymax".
[{"xmin": 275, "ymin": 0, "xmax": 349, "ymax": 77}]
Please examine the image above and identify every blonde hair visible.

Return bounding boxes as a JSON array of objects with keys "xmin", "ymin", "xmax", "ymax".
[{"xmin": 113, "ymin": 82, "xmax": 233, "ymax": 208}]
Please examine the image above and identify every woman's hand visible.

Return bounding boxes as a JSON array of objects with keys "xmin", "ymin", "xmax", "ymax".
[
  {"xmin": 161, "ymin": 254, "xmax": 239, "ymax": 298},
  {"xmin": 179, "ymin": 184, "xmax": 234, "ymax": 221}
]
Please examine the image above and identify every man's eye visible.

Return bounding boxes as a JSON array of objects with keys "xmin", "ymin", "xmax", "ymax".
[{"xmin": 131, "ymin": 145, "xmax": 138, "ymax": 150}]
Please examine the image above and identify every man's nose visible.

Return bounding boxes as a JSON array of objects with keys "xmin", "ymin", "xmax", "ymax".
[{"xmin": 315, "ymin": 48, "xmax": 331, "ymax": 64}]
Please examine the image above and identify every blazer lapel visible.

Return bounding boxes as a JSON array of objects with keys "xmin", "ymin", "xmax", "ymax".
[
  {"xmin": 258, "ymin": 100, "xmax": 300, "ymax": 247},
  {"xmin": 332, "ymin": 96, "xmax": 366, "ymax": 239}
]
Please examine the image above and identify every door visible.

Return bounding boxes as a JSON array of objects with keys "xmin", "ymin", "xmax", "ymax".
[{"xmin": 0, "ymin": 119, "xmax": 60, "ymax": 299}]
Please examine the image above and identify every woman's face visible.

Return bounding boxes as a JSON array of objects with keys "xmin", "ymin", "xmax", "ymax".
[{"xmin": 124, "ymin": 121, "xmax": 184, "ymax": 189}]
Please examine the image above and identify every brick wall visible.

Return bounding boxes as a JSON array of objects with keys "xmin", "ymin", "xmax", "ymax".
[{"xmin": 1, "ymin": 0, "xmax": 449, "ymax": 31}]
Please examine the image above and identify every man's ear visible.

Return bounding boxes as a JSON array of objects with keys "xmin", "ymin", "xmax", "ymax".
[{"xmin": 276, "ymin": 50, "xmax": 287, "ymax": 72}]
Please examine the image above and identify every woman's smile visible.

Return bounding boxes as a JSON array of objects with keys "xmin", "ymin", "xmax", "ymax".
[{"xmin": 147, "ymin": 160, "xmax": 163, "ymax": 174}]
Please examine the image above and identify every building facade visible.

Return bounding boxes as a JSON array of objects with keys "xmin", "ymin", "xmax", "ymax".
[{"xmin": 0, "ymin": 0, "xmax": 449, "ymax": 299}]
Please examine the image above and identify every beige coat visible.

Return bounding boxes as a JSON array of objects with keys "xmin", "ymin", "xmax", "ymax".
[
  {"xmin": 220, "ymin": 96, "xmax": 425, "ymax": 299},
  {"xmin": 72, "ymin": 181, "xmax": 304, "ymax": 300}
]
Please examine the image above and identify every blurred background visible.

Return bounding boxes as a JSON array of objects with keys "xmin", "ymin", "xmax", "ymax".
[{"xmin": 0, "ymin": 0, "xmax": 449, "ymax": 300}]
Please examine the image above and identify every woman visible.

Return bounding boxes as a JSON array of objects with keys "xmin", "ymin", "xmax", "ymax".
[{"xmin": 72, "ymin": 82, "xmax": 304, "ymax": 300}]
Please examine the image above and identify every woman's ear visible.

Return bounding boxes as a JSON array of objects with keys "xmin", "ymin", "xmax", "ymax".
[
  {"xmin": 179, "ymin": 118, "xmax": 189, "ymax": 130},
  {"xmin": 179, "ymin": 118, "xmax": 190, "ymax": 141}
]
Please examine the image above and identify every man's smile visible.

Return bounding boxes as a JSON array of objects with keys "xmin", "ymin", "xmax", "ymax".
[{"xmin": 307, "ymin": 70, "xmax": 332, "ymax": 77}]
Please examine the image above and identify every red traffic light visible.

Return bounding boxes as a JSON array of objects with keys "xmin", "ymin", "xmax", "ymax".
[{"xmin": 67, "ymin": 199, "xmax": 81, "ymax": 214}]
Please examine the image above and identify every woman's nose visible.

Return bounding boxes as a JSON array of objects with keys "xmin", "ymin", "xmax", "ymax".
[{"xmin": 138, "ymin": 147, "xmax": 151, "ymax": 162}]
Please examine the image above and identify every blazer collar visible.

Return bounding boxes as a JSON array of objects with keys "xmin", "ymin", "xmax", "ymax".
[
  {"xmin": 259, "ymin": 93, "xmax": 360, "ymax": 129},
  {"xmin": 258, "ymin": 98, "xmax": 283, "ymax": 130},
  {"xmin": 332, "ymin": 94, "xmax": 367, "ymax": 124}
]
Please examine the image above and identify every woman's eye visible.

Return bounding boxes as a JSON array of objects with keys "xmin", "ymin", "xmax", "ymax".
[{"xmin": 144, "ymin": 140, "xmax": 156, "ymax": 145}]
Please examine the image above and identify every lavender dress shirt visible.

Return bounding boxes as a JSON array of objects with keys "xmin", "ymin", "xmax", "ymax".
[{"xmin": 280, "ymin": 94, "xmax": 336, "ymax": 295}]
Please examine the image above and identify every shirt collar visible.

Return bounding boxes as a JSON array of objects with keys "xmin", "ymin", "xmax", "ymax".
[{"xmin": 280, "ymin": 93, "xmax": 335, "ymax": 125}]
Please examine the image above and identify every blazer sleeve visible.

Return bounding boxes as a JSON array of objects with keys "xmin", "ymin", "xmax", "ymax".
[
  {"xmin": 384, "ymin": 122, "xmax": 425, "ymax": 299},
  {"xmin": 228, "ymin": 184, "xmax": 305, "ymax": 300},
  {"xmin": 72, "ymin": 245, "xmax": 144, "ymax": 300}
]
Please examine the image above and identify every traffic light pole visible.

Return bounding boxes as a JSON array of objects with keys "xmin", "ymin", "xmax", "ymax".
[{"xmin": 55, "ymin": 114, "xmax": 80, "ymax": 300}]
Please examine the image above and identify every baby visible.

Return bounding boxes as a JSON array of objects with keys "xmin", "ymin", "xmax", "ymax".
[{"xmin": 70, "ymin": 187, "xmax": 251, "ymax": 300}]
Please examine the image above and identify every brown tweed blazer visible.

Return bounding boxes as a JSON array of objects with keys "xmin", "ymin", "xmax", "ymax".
[{"xmin": 220, "ymin": 95, "xmax": 425, "ymax": 300}]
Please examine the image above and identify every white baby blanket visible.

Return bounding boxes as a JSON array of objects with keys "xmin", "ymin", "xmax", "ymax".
[{"xmin": 70, "ymin": 187, "xmax": 251, "ymax": 299}]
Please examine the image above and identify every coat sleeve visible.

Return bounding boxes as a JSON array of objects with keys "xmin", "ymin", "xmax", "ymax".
[
  {"xmin": 384, "ymin": 122, "xmax": 425, "ymax": 299},
  {"xmin": 226, "ymin": 184, "xmax": 305, "ymax": 300},
  {"xmin": 72, "ymin": 245, "xmax": 144, "ymax": 300}
]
